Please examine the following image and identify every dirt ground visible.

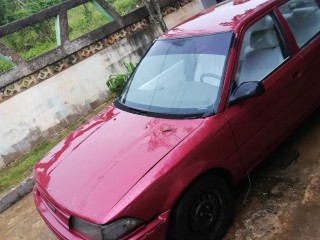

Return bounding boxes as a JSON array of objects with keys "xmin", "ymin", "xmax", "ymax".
[
  {"xmin": 0, "ymin": 111, "xmax": 319, "ymax": 240},
  {"xmin": 225, "ymin": 110, "xmax": 320, "ymax": 240}
]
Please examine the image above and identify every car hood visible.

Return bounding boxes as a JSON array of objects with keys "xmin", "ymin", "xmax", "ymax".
[{"xmin": 34, "ymin": 105, "xmax": 203, "ymax": 223}]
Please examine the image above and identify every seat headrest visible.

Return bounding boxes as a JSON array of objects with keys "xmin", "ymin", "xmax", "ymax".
[
  {"xmin": 291, "ymin": 7, "xmax": 317, "ymax": 26},
  {"xmin": 250, "ymin": 28, "xmax": 279, "ymax": 50},
  {"xmin": 292, "ymin": 7, "xmax": 316, "ymax": 17}
]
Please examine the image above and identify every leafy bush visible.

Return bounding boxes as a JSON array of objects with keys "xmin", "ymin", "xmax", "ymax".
[{"xmin": 106, "ymin": 62, "xmax": 136, "ymax": 93}]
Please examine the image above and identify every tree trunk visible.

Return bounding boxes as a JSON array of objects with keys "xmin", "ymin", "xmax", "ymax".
[{"xmin": 142, "ymin": 0, "xmax": 168, "ymax": 32}]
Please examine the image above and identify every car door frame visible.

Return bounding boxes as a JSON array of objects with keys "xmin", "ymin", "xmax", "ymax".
[
  {"xmin": 217, "ymin": 0, "xmax": 296, "ymax": 113},
  {"xmin": 220, "ymin": 3, "xmax": 306, "ymax": 173},
  {"xmin": 275, "ymin": 0, "xmax": 320, "ymax": 110}
]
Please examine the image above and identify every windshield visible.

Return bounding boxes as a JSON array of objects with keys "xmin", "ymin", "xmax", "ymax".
[{"xmin": 117, "ymin": 32, "xmax": 233, "ymax": 118}]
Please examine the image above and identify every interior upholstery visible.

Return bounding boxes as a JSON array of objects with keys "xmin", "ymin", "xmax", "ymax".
[
  {"xmin": 240, "ymin": 15, "xmax": 274, "ymax": 60},
  {"xmin": 238, "ymin": 28, "xmax": 283, "ymax": 84},
  {"xmin": 250, "ymin": 29, "xmax": 279, "ymax": 50},
  {"xmin": 283, "ymin": 6, "xmax": 320, "ymax": 47}
]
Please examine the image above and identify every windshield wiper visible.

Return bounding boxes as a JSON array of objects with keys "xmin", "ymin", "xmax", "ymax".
[
  {"xmin": 115, "ymin": 100, "xmax": 149, "ymax": 116},
  {"xmin": 127, "ymin": 107, "xmax": 149, "ymax": 116}
]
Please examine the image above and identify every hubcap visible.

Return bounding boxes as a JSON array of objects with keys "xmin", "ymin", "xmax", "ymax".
[{"xmin": 190, "ymin": 192, "xmax": 221, "ymax": 234}]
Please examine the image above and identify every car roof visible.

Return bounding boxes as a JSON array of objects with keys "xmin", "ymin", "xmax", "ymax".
[{"xmin": 160, "ymin": 0, "xmax": 277, "ymax": 39}]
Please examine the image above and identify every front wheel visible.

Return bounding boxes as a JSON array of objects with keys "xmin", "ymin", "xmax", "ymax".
[{"xmin": 167, "ymin": 175, "xmax": 233, "ymax": 240}]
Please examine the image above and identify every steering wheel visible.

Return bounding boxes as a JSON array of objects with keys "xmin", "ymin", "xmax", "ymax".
[{"xmin": 200, "ymin": 73, "xmax": 221, "ymax": 82}]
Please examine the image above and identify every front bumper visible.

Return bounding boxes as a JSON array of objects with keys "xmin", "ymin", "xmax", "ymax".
[{"xmin": 33, "ymin": 185, "xmax": 169, "ymax": 240}]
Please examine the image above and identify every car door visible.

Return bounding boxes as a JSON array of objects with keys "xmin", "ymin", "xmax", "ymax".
[
  {"xmin": 224, "ymin": 12, "xmax": 306, "ymax": 172},
  {"xmin": 278, "ymin": 0, "xmax": 320, "ymax": 109}
]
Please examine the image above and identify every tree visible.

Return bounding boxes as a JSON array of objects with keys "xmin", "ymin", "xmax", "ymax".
[{"xmin": 142, "ymin": 0, "xmax": 167, "ymax": 32}]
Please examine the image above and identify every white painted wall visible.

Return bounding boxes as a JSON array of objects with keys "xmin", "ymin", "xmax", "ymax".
[{"xmin": 0, "ymin": 0, "xmax": 206, "ymax": 168}]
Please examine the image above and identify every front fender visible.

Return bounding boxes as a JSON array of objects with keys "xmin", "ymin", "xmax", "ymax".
[{"xmin": 103, "ymin": 114, "xmax": 244, "ymax": 224}]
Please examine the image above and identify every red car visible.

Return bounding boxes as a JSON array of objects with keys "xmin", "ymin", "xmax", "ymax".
[{"xmin": 33, "ymin": 0, "xmax": 320, "ymax": 239}]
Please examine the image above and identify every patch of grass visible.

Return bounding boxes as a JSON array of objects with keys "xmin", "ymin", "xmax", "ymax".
[
  {"xmin": 0, "ymin": 19, "xmax": 57, "ymax": 61},
  {"xmin": 0, "ymin": 99, "xmax": 115, "ymax": 196},
  {"xmin": 0, "ymin": 59, "xmax": 14, "ymax": 73},
  {"xmin": 0, "ymin": 140, "xmax": 59, "ymax": 195},
  {"xmin": 68, "ymin": 2, "xmax": 111, "ymax": 40},
  {"xmin": 107, "ymin": 0, "xmax": 142, "ymax": 16},
  {"xmin": 21, "ymin": 42, "xmax": 57, "ymax": 61}
]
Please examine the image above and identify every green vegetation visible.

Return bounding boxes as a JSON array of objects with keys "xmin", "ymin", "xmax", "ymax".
[
  {"xmin": 68, "ymin": 2, "xmax": 111, "ymax": 40},
  {"xmin": 108, "ymin": 0, "xmax": 142, "ymax": 16},
  {"xmin": 0, "ymin": 19, "xmax": 57, "ymax": 61},
  {"xmin": 0, "ymin": 0, "xmax": 142, "ymax": 73},
  {"xmin": 0, "ymin": 100, "xmax": 113, "ymax": 195},
  {"xmin": 0, "ymin": 58, "xmax": 15, "ymax": 74},
  {"xmin": 106, "ymin": 62, "xmax": 136, "ymax": 93},
  {"xmin": 0, "ymin": 0, "xmax": 64, "ymax": 26},
  {"xmin": 0, "ymin": 140, "xmax": 61, "ymax": 195}
]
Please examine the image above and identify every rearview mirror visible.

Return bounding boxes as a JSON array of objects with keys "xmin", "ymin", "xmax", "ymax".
[{"xmin": 229, "ymin": 81, "xmax": 265, "ymax": 105}]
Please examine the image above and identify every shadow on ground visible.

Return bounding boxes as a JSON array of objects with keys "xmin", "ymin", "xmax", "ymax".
[{"xmin": 225, "ymin": 110, "xmax": 320, "ymax": 240}]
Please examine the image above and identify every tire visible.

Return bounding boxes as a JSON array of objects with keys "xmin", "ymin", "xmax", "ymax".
[{"xmin": 167, "ymin": 175, "xmax": 233, "ymax": 240}]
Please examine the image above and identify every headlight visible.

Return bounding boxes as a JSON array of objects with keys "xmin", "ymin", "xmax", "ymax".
[
  {"xmin": 101, "ymin": 218, "xmax": 143, "ymax": 239},
  {"xmin": 71, "ymin": 217, "xmax": 143, "ymax": 240}
]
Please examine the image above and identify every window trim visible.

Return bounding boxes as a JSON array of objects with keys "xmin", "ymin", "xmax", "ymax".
[
  {"xmin": 226, "ymin": 10, "xmax": 293, "ymax": 107},
  {"xmin": 234, "ymin": 13, "xmax": 290, "ymax": 84},
  {"xmin": 271, "ymin": 12, "xmax": 292, "ymax": 58},
  {"xmin": 276, "ymin": 0, "xmax": 320, "ymax": 51},
  {"xmin": 116, "ymin": 32, "xmax": 235, "ymax": 119}
]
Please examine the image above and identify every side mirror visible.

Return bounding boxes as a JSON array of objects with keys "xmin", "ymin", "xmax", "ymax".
[{"xmin": 229, "ymin": 81, "xmax": 265, "ymax": 105}]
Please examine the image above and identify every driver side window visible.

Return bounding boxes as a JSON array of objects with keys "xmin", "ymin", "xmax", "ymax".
[{"xmin": 235, "ymin": 15, "xmax": 287, "ymax": 86}]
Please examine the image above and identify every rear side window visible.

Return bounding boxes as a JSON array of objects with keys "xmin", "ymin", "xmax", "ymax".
[{"xmin": 278, "ymin": 0, "xmax": 320, "ymax": 48}]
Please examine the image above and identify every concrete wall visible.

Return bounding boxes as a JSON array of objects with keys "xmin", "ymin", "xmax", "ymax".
[
  {"xmin": 164, "ymin": 0, "xmax": 212, "ymax": 29},
  {"xmin": 0, "ymin": 0, "xmax": 206, "ymax": 168}
]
